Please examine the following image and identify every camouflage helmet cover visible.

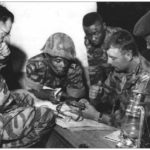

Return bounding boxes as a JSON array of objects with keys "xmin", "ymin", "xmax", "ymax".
[{"xmin": 42, "ymin": 32, "xmax": 76, "ymax": 60}]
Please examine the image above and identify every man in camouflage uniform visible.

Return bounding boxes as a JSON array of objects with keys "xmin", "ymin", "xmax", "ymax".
[
  {"xmin": 0, "ymin": 5, "xmax": 55, "ymax": 148},
  {"xmin": 24, "ymin": 32, "xmax": 86, "ymax": 103},
  {"xmin": 81, "ymin": 29, "xmax": 150, "ymax": 146},
  {"xmin": 83, "ymin": 12, "xmax": 121, "ymax": 86},
  {"xmin": 82, "ymin": 12, "xmax": 121, "ymax": 111}
]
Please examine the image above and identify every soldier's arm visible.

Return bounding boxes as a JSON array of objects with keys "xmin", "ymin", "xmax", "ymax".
[
  {"xmin": 94, "ymin": 71, "xmax": 115, "ymax": 103},
  {"xmin": 26, "ymin": 54, "xmax": 46, "ymax": 87},
  {"xmin": 25, "ymin": 54, "xmax": 57, "ymax": 101},
  {"xmin": 0, "ymin": 76, "xmax": 13, "ymax": 112},
  {"xmin": 65, "ymin": 62, "xmax": 86, "ymax": 100}
]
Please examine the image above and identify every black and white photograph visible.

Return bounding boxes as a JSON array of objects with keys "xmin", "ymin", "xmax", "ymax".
[{"xmin": 0, "ymin": 1, "xmax": 150, "ymax": 148}]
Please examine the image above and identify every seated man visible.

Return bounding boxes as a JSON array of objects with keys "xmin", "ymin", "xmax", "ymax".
[
  {"xmin": 24, "ymin": 32, "xmax": 86, "ymax": 103},
  {"xmin": 0, "ymin": 5, "xmax": 55, "ymax": 148},
  {"xmin": 81, "ymin": 29, "xmax": 150, "ymax": 135}
]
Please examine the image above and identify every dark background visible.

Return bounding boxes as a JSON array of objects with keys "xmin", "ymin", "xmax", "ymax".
[{"xmin": 97, "ymin": 2, "xmax": 150, "ymax": 33}]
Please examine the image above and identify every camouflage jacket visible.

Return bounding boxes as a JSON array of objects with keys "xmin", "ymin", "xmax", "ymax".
[
  {"xmin": 85, "ymin": 26, "xmax": 121, "ymax": 85},
  {"xmin": 94, "ymin": 55, "xmax": 150, "ymax": 118},
  {"xmin": 25, "ymin": 53, "xmax": 86, "ymax": 100}
]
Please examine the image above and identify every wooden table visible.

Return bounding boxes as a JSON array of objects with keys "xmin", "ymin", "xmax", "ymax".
[{"xmin": 45, "ymin": 125, "xmax": 117, "ymax": 148}]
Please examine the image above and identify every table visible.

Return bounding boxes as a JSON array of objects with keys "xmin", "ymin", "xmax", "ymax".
[{"xmin": 45, "ymin": 125, "xmax": 117, "ymax": 148}]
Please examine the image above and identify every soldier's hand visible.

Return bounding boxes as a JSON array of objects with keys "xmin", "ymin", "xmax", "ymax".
[
  {"xmin": 89, "ymin": 83, "xmax": 102, "ymax": 100},
  {"xmin": 81, "ymin": 100, "xmax": 100, "ymax": 121},
  {"xmin": 88, "ymin": 66, "xmax": 98, "ymax": 75},
  {"xmin": 111, "ymin": 110, "xmax": 124, "ymax": 127},
  {"xmin": 0, "ymin": 42, "xmax": 10, "ymax": 59},
  {"xmin": 101, "ymin": 114, "xmax": 112, "ymax": 125}
]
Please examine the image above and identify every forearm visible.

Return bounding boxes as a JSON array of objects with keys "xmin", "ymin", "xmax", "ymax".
[{"xmin": 66, "ymin": 87, "xmax": 86, "ymax": 99}]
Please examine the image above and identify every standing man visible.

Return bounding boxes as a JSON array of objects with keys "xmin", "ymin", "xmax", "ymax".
[
  {"xmin": 24, "ymin": 32, "xmax": 86, "ymax": 103},
  {"xmin": 0, "ymin": 5, "xmax": 55, "ymax": 148},
  {"xmin": 82, "ymin": 12, "xmax": 121, "ymax": 111}
]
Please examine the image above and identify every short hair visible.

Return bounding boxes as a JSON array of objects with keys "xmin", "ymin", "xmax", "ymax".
[
  {"xmin": 0, "ymin": 5, "xmax": 14, "ymax": 23},
  {"xmin": 106, "ymin": 29, "xmax": 139, "ymax": 56},
  {"xmin": 83, "ymin": 12, "xmax": 103, "ymax": 27}
]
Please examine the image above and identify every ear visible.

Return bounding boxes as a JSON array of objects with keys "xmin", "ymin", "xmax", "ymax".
[{"xmin": 125, "ymin": 51, "xmax": 133, "ymax": 61}]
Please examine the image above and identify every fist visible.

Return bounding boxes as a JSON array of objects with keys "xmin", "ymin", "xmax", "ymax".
[
  {"xmin": 89, "ymin": 84, "xmax": 102, "ymax": 100},
  {"xmin": 0, "ymin": 42, "xmax": 10, "ymax": 59},
  {"xmin": 81, "ymin": 101, "xmax": 99, "ymax": 121}
]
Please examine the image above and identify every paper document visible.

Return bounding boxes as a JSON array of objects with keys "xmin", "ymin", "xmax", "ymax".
[
  {"xmin": 56, "ymin": 117, "xmax": 116, "ymax": 131},
  {"xmin": 104, "ymin": 130, "xmax": 121, "ymax": 142}
]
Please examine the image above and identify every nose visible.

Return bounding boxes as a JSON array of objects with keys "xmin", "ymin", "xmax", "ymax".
[
  {"xmin": 59, "ymin": 61, "xmax": 65, "ymax": 68},
  {"xmin": 107, "ymin": 57, "xmax": 112, "ymax": 64},
  {"xmin": 92, "ymin": 35, "xmax": 97, "ymax": 41}
]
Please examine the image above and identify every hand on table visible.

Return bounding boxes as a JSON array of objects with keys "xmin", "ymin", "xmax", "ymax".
[{"xmin": 79, "ymin": 99, "xmax": 100, "ymax": 121}]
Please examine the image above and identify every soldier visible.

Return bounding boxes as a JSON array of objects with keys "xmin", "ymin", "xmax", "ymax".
[
  {"xmin": 0, "ymin": 5, "xmax": 55, "ymax": 148},
  {"xmin": 81, "ymin": 29, "xmax": 150, "ymax": 141},
  {"xmin": 24, "ymin": 32, "xmax": 86, "ymax": 103},
  {"xmin": 82, "ymin": 12, "xmax": 121, "ymax": 111}
]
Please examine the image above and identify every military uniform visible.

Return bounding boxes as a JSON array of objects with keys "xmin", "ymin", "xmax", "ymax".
[
  {"xmin": 25, "ymin": 53, "xmax": 86, "ymax": 101},
  {"xmin": 0, "ymin": 34, "xmax": 55, "ymax": 147},
  {"xmin": 94, "ymin": 55, "xmax": 150, "ymax": 129},
  {"xmin": 24, "ymin": 33, "xmax": 86, "ymax": 102},
  {"xmin": 0, "ymin": 75, "xmax": 55, "ymax": 148},
  {"xmin": 85, "ymin": 26, "xmax": 121, "ymax": 85}
]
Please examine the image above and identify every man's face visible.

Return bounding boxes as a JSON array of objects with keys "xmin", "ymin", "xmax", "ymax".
[
  {"xmin": 107, "ymin": 46, "xmax": 131, "ymax": 73},
  {"xmin": 50, "ymin": 57, "xmax": 70, "ymax": 76},
  {"xmin": 145, "ymin": 35, "xmax": 150, "ymax": 49},
  {"xmin": 84, "ymin": 21, "xmax": 105, "ymax": 47},
  {"xmin": 0, "ymin": 18, "xmax": 12, "ymax": 44}
]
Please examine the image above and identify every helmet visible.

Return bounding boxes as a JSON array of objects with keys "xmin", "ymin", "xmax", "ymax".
[{"xmin": 42, "ymin": 32, "xmax": 76, "ymax": 60}]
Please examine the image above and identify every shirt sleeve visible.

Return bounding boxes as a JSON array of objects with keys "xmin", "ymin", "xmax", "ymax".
[
  {"xmin": 0, "ymin": 75, "xmax": 12, "ymax": 112},
  {"xmin": 25, "ymin": 54, "xmax": 47, "ymax": 90},
  {"xmin": 66, "ymin": 62, "xmax": 86, "ymax": 98},
  {"xmin": 133, "ymin": 72, "xmax": 150, "ymax": 116}
]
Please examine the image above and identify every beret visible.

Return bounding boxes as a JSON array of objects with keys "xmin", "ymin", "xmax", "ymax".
[{"xmin": 133, "ymin": 11, "xmax": 150, "ymax": 37}]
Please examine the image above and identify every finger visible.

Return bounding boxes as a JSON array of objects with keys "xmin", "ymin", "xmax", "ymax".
[
  {"xmin": 89, "ymin": 91, "xmax": 98, "ymax": 99},
  {"xmin": 90, "ymin": 88, "xmax": 99, "ymax": 94},
  {"xmin": 91, "ymin": 86, "xmax": 100, "ymax": 91},
  {"xmin": 2, "ymin": 46, "xmax": 10, "ymax": 56},
  {"xmin": 79, "ymin": 98, "xmax": 88, "ymax": 103}
]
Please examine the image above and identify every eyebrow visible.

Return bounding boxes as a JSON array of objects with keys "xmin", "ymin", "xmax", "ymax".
[{"xmin": 108, "ymin": 55, "xmax": 117, "ymax": 59}]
